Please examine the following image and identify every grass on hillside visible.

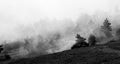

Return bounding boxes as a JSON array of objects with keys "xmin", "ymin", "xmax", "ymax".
[{"xmin": 8, "ymin": 46, "xmax": 120, "ymax": 64}]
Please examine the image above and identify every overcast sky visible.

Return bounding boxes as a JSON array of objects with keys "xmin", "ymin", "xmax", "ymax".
[
  {"xmin": 0, "ymin": 0, "xmax": 120, "ymax": 41},
  {"xmin": 0, "ymin": 0, "xmax": 119, "ymax": 21}
]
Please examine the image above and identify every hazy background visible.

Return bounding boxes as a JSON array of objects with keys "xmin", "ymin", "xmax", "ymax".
[
  {"xmin": 0, "ymin": 0, "xmax": 120, "ymax": 58},
  {"xmin": 0, "ymin": 0, "xmax": 119, "ymax": 41}
]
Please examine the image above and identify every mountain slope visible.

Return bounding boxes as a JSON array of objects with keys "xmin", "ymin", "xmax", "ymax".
[{"xmin": 1, "ymin": 41, "xmax": 120, "ymax": 64}]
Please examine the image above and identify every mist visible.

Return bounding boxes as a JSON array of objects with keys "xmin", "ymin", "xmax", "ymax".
[{"xmin": 0, "ymin": 0, "xmax": 120, "ymax": 59}]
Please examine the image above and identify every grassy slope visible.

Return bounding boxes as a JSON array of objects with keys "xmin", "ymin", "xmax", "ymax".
[
  {"xmin": 105, "ymin": 40, "xmax": 120, "ymax": 50},
  {"xmin": 1, "ymin": 41, "xmax": 120, "ymax": 64}
]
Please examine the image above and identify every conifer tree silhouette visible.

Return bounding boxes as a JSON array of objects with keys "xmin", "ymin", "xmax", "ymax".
[
  {"xmin": 71, "ymin": 34, "xmax": 88, "ymax": 49},
  {"xmin": 101, "ymin": 18, "xmax": 112, "ymax": 37}
]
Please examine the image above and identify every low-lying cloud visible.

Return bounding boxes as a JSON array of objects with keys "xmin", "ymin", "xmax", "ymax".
[
  {"xmin": 1, "ymin": 13, "xmax": 120, "ymax": 59},
  {"xmin": 0, "ymin": 0, "xmax": 120, "ymax": 59}
]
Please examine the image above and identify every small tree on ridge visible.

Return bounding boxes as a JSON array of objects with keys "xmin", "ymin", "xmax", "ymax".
[{"xmin": 101, "ymin": 18, "xmax": 112, "ymax": 37}]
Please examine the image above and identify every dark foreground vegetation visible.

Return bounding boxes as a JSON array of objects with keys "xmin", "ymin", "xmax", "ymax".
[{"xmin": 3, "ymin": 41, "xmax": 120, "ymax": 64}]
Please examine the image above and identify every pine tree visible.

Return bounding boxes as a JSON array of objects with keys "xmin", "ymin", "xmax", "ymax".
[
  {"xmin": 71, "ymin": 34, "xmax": 88, "ymax": 49},
  {"xmin": 101, "ymin": 18, "xmax": 112, "ymax": 37},
  {"xmin": 75, "ymin": 34, "xmax": 86, "ymax": 44}
]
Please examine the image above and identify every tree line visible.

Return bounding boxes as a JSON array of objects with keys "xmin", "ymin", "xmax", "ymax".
[{"xmin": 72, "ymin": 18, "xmax": 113, "ymax": 49}]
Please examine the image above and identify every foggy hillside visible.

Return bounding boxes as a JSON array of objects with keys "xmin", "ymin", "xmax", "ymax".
[{"xmin": 0, "ymin": 0, "xmax": 120, "ymax": 61}]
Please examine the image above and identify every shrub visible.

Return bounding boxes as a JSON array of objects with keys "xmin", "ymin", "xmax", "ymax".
[{"xmin": 88, "ymin": 34, "xmax": 96, "ymax": 46}]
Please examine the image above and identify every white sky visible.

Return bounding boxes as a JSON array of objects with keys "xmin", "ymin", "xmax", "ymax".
[
  {"xmin": 0, "ymin": 0, "xmax": 119, "ymax": 21},
  {"xmin": 0, "ymin": 0, "xmax": 120, "ymax": 41}
]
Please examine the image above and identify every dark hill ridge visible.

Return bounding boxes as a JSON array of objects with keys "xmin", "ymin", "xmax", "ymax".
[{"xmin": 1, "ymin": 41, "xmax": 120, "ymax": 64}]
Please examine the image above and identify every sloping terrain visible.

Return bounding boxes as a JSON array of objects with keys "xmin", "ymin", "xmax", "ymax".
[{"xmin": 1, "ymin": 41, "xmax": 120, "ymax": 64}]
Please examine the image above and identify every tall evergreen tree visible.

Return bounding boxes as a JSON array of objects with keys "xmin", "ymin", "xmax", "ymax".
[{"xmin": 101, "ymin": 18, "xmax": 112, "ymax": 37}]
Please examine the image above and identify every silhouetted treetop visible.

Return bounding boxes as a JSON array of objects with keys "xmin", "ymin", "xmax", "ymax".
[
  {"xmin": 101, "ymin": 18, "xmax": 112, "ymax": 37},
  {"xmin": 101, "ymin": 18, "xmax": 112, "ymax": 31},
  {"xmin": 76, "ymin": 34, "xmax": 86, "ymax": 40},
  {"xmin": 71, "ymin": 34, "xmax": 88, "ymax": 49}
]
